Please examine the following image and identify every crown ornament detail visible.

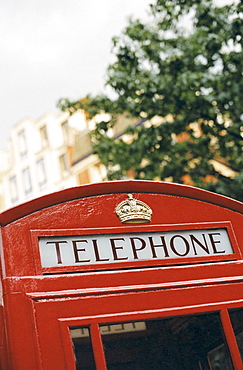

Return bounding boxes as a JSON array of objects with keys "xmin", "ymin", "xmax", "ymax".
[{"xmin": 115, "ymin": 194, "xmax": 152, "ymax": 224}]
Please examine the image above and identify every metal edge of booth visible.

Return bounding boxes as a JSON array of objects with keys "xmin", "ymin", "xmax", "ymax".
[{"xmin": 0, "ymin": 180, "xmax": 242, "ymax": 226}]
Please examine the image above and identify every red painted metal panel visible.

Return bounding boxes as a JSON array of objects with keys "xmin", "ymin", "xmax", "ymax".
[
  {"xmin": 3, "ymin": 292, "xmax": 41, "ymax": 369},
  {"xmin": 90, "ymin": 323, "xmax": 107, "ymax": 370}
]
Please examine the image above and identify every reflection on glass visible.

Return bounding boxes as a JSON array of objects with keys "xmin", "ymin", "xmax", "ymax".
[
  {"xmin": 100, "ymin": 313, "xmax": 233, "ymax": 370},
  {"xmin": 229, "ymin": 308, "xmax": 243, "ymax": 362},
  {"xmin": 208, "ymin": 343, "xmax": 234, "ymax": 369},
  {"xmin": 70, "ymin": 327, "xmax": 96, "ymax": 370}
]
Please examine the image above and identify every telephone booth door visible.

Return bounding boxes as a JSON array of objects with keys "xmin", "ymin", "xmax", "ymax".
[{"xmin": 32, "ymin": 287, "xmax": 243, "ymax": 370}]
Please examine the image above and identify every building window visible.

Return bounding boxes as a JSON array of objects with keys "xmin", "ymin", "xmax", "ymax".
[
  {"xmin": 36, "ymin": 158, "xmax": 47, "ymax": 189},
  {"xmin": 9, "ymin": 176, "xmax": 18, "ymax": 205},
  {"xmin": 78, "ymin": 169, "xmax": 90, "ymax": 185},
  {"xmin": 59, "ymin": 153, "xmax": 70, "ymax": 176},
  {"xmin": 40, "ymin": 125, "xmax": 48, "ymax": 148},
  {"xmin": 22, "ymin": 167, "xmax": 32, "ymax": 198},
  {"xmin": 18, "ymin": 130, "xmax": 27, "ymax": 158},
  {"xmin": 61, "ymin": 120, "xmax": 69, "ymax": 142}
]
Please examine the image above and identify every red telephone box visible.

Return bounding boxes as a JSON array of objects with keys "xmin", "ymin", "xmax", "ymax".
[{"xmin": 0, "ymin": 180, "xmax": 243, "ymax": 369}]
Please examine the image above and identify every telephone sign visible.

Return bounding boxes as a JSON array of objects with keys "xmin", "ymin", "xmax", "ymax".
[{"xmin": 39, "ymin": 228, "xmax": 233, "ymax": 268}]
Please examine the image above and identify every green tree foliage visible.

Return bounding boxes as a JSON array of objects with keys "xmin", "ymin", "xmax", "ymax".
[{"xmin": 58, "ymin": 0, "xmax": 243, "ymax": 201}]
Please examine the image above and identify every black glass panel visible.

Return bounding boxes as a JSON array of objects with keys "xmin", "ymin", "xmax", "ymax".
[
  {"xmin": 70, "ymin": 327, "xmax": 96, "ymax": 370},
  {"xmin": 229, "ymin": 308, "xmax": 243, "ymax": 362},
  {"xmin": 100, "ymin": 313, "xmax": 233, "ymax": 370},
  {"xmin": 70, "ymin": 312, "xmax": 234, "ymax": 370}
]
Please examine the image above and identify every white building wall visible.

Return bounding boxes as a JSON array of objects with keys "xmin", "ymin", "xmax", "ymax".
[
  {"xmin": 0, "ymin": 110, "xmax": 105, "ymax": 212},
  {"xmin": 1, "ymin": 112, "xmax": 78, "ymax": 210}
]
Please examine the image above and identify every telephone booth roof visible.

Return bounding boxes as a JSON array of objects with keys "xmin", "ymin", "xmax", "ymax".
[{"xmin": 0, "ymin": 180, "xmax": 242, "ymax": 226}]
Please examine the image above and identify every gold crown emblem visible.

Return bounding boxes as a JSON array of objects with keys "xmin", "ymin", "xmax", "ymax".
[{"xmin": 115, "ymin": 194, "xmax": 152, "ymax": 224}]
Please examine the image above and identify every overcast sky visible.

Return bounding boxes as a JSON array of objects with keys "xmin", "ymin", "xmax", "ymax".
[{"xmin": 0, "ymin": 0, "xmax": 151, "ymax": 150}]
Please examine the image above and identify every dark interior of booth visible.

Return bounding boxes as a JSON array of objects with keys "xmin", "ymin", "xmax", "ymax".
[{"xmin": 71, "ymin": 308, "xmax": 243, "ymax": 370}]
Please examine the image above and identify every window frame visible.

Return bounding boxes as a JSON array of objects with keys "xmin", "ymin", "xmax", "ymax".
[{"xmin": 59, "ymin": 301, "xmax": 243, "ymax": 370}]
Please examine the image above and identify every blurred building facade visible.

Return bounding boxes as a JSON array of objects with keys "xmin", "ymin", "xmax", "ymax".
[{"xmin": 0, "ymin": 111, "xmax": 106, "ymax": 211}]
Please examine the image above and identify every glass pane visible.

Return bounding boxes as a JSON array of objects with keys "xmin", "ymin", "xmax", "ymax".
[
  {"xmin": 100, "ymin": 312, "xmax": 233, "ymax": 370},
  {"xmin": 36, "ymin": 158, "xmax": 47, "ymax": 188},
  {"xmin": 22, "ymin": 167, "xmax": 32, "ymax": 198},
  {"xmin": 229, "ymin": 308, "xmax": 243, "ymax": 362},
  {"xmin": 18, "ymin": 129, "xmax": 27, "ymax": 157},
  {"xmin": 9, "ymin": 175, "xmax": 18, "ymax": 204},
  {"xmin": 70, "ymin": 327, "xmax": 96, "ymax": 370}
]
